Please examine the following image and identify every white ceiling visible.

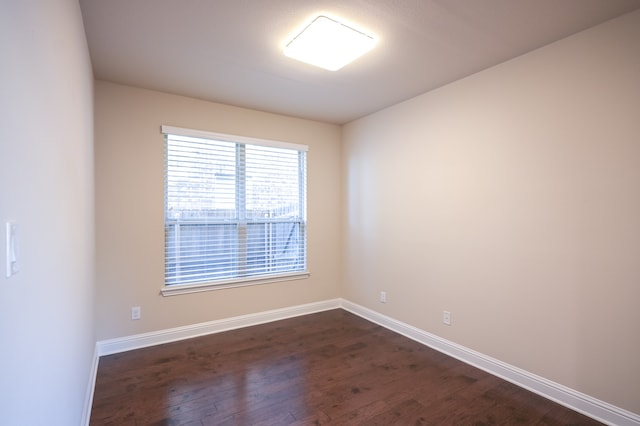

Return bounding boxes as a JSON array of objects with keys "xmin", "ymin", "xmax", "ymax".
[{"xmin": 80, "ymin": 0, "xmax": 640, "ymax": 124}]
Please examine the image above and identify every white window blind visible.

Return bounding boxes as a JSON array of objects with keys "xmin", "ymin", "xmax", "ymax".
[{"xmin": 162, "ymin": 126, "xmax": 307, "ymax": 289}]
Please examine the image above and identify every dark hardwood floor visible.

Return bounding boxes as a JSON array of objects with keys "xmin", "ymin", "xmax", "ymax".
[{"xmin": 90, "ymin": 309, "xmax": 602, "ymax": 425}]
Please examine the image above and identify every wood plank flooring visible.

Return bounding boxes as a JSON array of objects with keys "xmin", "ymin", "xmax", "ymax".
[{"xmin": 90, "ymin": 309, "xmax": 602, "ymax": 425}]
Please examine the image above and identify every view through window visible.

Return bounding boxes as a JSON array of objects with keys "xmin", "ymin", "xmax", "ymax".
[{"xmin": 163, "ymin": 127, "xmax": 307, "ymax": 288}]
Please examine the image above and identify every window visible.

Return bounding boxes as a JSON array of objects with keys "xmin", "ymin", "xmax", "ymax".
[{"xmin": 161, "ymin": 126, "xmax": 308, "ymax": 295}]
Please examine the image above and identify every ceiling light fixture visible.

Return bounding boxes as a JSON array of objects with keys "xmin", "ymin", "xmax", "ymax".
[{"xmin": 284, "ymin": 15, "xmax": 376, "ymax": 71}]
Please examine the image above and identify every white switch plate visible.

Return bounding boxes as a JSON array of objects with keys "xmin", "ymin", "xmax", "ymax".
[{"xmin": 5, "ymin": 222, "xmax": 19, "ymax": 278}]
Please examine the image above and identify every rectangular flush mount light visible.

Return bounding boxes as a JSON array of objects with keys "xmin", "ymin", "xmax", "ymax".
[{"xmin": 284, "ymin": 15, "xmax": 376, "ymax": 71}]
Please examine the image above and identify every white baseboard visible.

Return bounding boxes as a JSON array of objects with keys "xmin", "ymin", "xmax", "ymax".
[
  {"xmin": 96, "ymin": 299, "xmax": 341, "ymax": 356},
  {"xmin": 91, "ymin": 298, "xmax": 638, "ymax": 426},
  {"xmin": 340, "ymin": 299, "xmax": 640, "ymax": 426},
  {"xmin": 82, "ymin": 345, "xmax": 100, "ymax": 426}
]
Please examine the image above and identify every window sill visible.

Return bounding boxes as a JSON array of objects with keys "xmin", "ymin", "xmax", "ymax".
[{"xmin": 160, "ymin": 271, "xmax": 310, "ymax": 296}]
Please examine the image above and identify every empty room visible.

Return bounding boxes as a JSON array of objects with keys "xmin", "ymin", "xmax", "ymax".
[{"xmin": 1, "ymin": 1, "xmax": 639, "ymax": 425}]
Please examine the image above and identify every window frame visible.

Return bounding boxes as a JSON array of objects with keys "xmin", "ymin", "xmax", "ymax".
[{"xmin": 160, "ymin": 125, "xmax": 309, "ymax": 296}]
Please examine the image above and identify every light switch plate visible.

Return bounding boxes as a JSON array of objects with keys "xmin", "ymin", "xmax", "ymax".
[{"xmin": 5, "ymin": 222, "xmax": 19, "ymax": 278}]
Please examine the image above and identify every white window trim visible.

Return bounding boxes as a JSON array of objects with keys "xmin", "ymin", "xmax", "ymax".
[
  {"xmin": 160, "ymin": 125, "xmax": 310, "ymax": 296},
  {"xmin": 161, "ymin": 125, "xmax": 308, "ymax": 152},
  {"xmin": 160, "ymin": 271, "xmax": 311, "ymax": 296}
]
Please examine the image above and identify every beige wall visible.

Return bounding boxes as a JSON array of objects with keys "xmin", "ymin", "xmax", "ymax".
[
  {"xmin": 342, "ymin": 10, "xmax": 640, "ymax": 414},
  {"xmin": 0, "ymin": 0, "xmax": 95, "ymax": 424},
  {"xmin": 94, "ymin": 81, "xmax": 342, "ymax": 340}
]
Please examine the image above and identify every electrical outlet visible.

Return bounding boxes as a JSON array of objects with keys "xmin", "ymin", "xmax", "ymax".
[
  {"xmin": 443, "ymin": 310, "xmax": 451, "ymax": 326},
  {"xmin": 131, "ymin": 306, "xmax": 141, "ymax": 320},
  {"xmin": 380, "ymin": 291, "xmax": 387, "ymax": 303}
]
